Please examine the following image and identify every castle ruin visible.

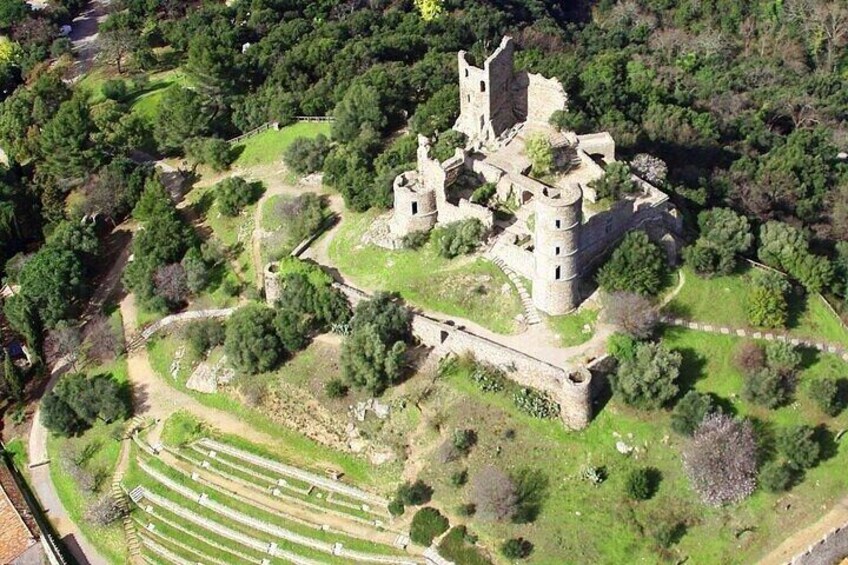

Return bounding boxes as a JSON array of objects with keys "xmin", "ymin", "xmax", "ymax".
[{"xmin": 389, "ymin": 37, "xmax": 682, "ymax": 315}]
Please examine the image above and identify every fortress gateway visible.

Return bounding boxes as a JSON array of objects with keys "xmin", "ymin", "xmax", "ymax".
[{"xmin": 389, "ymin": 37, "xmax": 682, "ymax": 315}]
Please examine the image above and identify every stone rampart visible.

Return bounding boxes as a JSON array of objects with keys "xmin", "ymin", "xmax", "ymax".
[
  {"xmin": 334, "ymin": 283, "xmax": 593, "ymax": 430},
  {"xmin": 788, "ymin": 523, "xmax": 848, "ymax": 565}
]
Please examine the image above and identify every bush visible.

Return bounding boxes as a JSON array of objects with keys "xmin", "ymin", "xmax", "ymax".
[
  {"xmin": 216, "ymin": 177, "xmax": 262, "ymax": 217},
  {"xmin": 402, "ymin": 230, "xmax": 429, "ymax": 250},
  {"xmin": 746, "ymin": 271, "xmax": 790, "ymax": 328},
  {"xmin": 102, "ymin": 79, "xmax": 128, "ymax": 101},
  {"xmin": 776, "ymin": 425, "xmax": 821, "ymax": 470},
  {"xmin": 742, "ymin": 368, "xmax": 790, "ymax": 408},
  {"xmin": 283, "ymin": 134, "xmax": 330, "ymax": 175},
  {"xmin": 388, "ymin": 499, "xmax": 405, "ymax": 517},
  {"xmin": 808, "ymin": 378, "xmax": 844, "ymax": 416},
  {"xmin": 759, "ymin": 460, "xmax": 795, "ymax": 493},
  {"xmin": 410, "ymin": 507, "xmax": 449, "ymax": 546},
  {"xmin": 683, "ymin": 413, "xmax": 757, "ymax": 506},
  {"xmin": 395, "ymin": 480, "xmax": 433, "ymax": 506},
  {"xmin": 434, "ymin": 218, "xmax": 486, "ymax": 259},
  {"xmin": 670, "ymin": 391, "xmax": 714, "ymax": 436},
  {"xmin": 470, "ymin": 182, "xmax": 497, "ymax": 205},
  {"xmin": 471, "ymin": 465, "xmax": 517, "ymax": 522},
  {"xmin": 501, "ymin": 538, "xmax": 533, "ymax": 559},
  {"xmin": 624, "ymin": 467, "xmax": 659, "ymax": 500},
  {"xmin": 597, "ymin": 231, "xmax": 665, "ymax": 296},
  {"xmin": 613, "ymin": 341, "xmax": 682, "ymax": 410},
  {"xmin": 603, "ymin": 292, "xmax": 658, "ymax": 338},
  {"xmin": 607, "ymin": 333, "xmax": 637, "ymax": 361},
  {"xmin": 324, "ymin": 378, "xmax": 348, "ymax": 399},
  {"xmin": 184, "ymin": 319, "xmax": 225, "ymax": 357},
  {"xmin": 185, "ymin": 137, "xmax": 235, "ymax": 172}
]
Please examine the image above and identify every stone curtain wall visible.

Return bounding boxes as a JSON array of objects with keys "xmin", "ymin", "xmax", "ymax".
[
  {"xmin": 789, "ymin": 524, "xmax": 848, "ymax": 565},
  {"xmin": 333, "ymin": 283, "xmax": 594, "ymax": 430}
]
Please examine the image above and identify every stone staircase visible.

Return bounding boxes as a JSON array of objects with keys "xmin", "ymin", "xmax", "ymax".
[{"xmin": 488, "ymin": 256, "xmax": 541, "ymax": 325}]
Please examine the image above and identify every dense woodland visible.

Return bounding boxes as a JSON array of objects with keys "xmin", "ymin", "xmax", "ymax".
[{"xmin": 0, "ymin": 0, "xmax": 847, "ymax": 347}]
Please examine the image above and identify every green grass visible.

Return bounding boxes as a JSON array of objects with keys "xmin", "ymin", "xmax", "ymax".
[
  {"xmin": 665, "ymin": 266, "xmax": 848, "ymax": 347},
  {"xmin": 328, "ymin": 211, "xmax": 523, "ymax": 334},
  {"xmin": 232, "ymin": 122, "xmax": 331, "ymax": 169},
  {"xmin": 546, "ymin": 308, "xmax": 598, "ymax": 347},
  {"xmin": 147, "ymin": 339, "xmax": 398, "ymax": 491},
  {"xmin": 4, "ymin": 438, "xmax": 27, "ymax": 469},
  {"xmin": 417, "ymin": 337, "xmax": 848, "ymax": 564}
]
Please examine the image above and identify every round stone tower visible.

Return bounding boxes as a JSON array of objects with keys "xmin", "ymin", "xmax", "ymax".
[
  {"xmin": 532, "ymin": 185, "xmax": 582, "ymax": 315},
  {"xmin": 390, "ymin": 172, "xmax": 438, "ymax": 237},
  {"xmin": 558, "ymin": 367, "xmax": 593, "ymax": 430}
]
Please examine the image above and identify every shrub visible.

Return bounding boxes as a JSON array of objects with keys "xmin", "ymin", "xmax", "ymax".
[
  {"xmin": 388, "ymin": 499, "xmax": 405, "ymax": 517},
  {"xmin": 624, "ymin": 467, "xmax": 658, "ymax": 500},
  {"xmin": 742, "ymin": 368, "xmax": 790, "ymax": 408},
  {"xmin": 746, "ymin": 271, "xmax": 790, "ymax": 328},
  {"xmin": 410, "ymin": 507, "xmax": 449, "ymax": 546},
  {"xmin": 607, "ymin": 333, "xmax": 637, "ymax": 361},
  {"xmin": 283, "ymin": 134, "xmax": 330, "ymax": 175},
  {"xmin": 670, "ymin": 391, "xmax": 714, "ymax": 436},
  {"xmin": 735, "ymin": 341, "xmax": 765, "ymax": 376},
  {"xmin": 184, "ymin": 319, "xmax": 225, "ymax": 357},
  {"xmin": 434, "ymin": 218, "xmax": 486, "ymax": 259},
  {"xmin": 395, "ymin": 480, "xmax": 432, "ymax": 506},
  {"xmin": 597, "ymin": 231, "xmax": 665, "ymax": 296},
  {"xmin": 589, "ymin": 161, "xmax": 637, "ymax": 201},
  {"xmin": 471, "ymin": 465, "xmax": 517, "ymax": 522},
  {"xmin": 324, "ymin": 378, "xmax": 348, "ymax": 399},
  {"xmin": 450, "ymin": 469, "xmax": 468, "ymax": 487},
  {"xmin": 776, "ymin": 425, "xmax": 821, "ymax": 470},
  {"xmin": 613, "ymin": 341, "xmax": 682, "ymax": 410},
  {"xmin": 513, "ymin": 388, "xmax": 560, "ymax": 419},
  {"xmin": 402, "ymin": 230, "xmax": 429, "ymax": 250},
  {"xmin": 759, "ymin": 460, "xmax": 794, "ymax": 493},
  {"xmin": 683, "ymin": 413, "xmax": 757, "ymax": 506},
  {"xmin": 501, "ymin": 538, "xmax": 533, "ymax": 559},
  {"xmin": 808, "ymin": 378, "xmax": 844, "ymax": 416},
  {"xmin": 216, "ymin": 177, "xmax": 262, "ymax": 217},
  {"xmin": 470, "ymin": 182, "xmax": 497, "ymax": 205},
  {"xmin": 101, "ymin": 79, "xmax": 128, "ymax": 101},
  {"xmin": 603, "ymin": 292, "xmax": 658, "ymax": 338}
]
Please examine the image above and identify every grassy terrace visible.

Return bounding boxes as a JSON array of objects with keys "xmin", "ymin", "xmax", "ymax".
[
  {"xmin": 328, "ymin": 210, "xmax": 523, "ymax": 334},
  {"xmin": 665, "ymin": 266, "xmax": 848, "ymax": 347},
  {"xmin": 47, "ymin": 357, "xmax": 130, "ymax": 565},
  {"xmin": 137, "ymin": 451, "xmax": 400, "ymax": 556},
  {"xmin": 232, "ymin": 122, "xmax": 331, "ymax": 169},
  {"xmin": 416, "ymin": 332, "xmax": 848, "ymax": 564}
]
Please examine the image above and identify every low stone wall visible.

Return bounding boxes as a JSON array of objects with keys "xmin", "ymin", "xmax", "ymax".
[
  {"xmin": 788, "ymin": 523, "xmax": 848, "ymax": 565},
  {"xmin": 334, "ymin": 283, "xmax": 593, "ymax": 430}
]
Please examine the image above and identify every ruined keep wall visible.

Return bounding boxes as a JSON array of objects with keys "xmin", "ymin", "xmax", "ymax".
[
  {"xmin": 533, "ymin": 190, "xmax": 582, "ymax": 315},
  {"xmin": 525, "ymin": 73, "xmax": 568, "ymax": 125}
]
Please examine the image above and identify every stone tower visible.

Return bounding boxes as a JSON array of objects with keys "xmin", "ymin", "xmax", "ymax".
[
  {"xmin": 532, "ymin": 185, "xmax": 582, "ymax": 315},
  {"xmin": 455, "ymin": 37, "xmax": 518, "ymax": 143}
]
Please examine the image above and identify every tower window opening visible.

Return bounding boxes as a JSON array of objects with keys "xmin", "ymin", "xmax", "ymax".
[
  {"xmin": 411, "ymin": 202, "xmax": 418, "ymax": 215},
  {"xmin": 480, "ymin": 81, "xmax": 486, "ymax": 92},
  {"xmin": 555, "ymin": 266, "xmax": 562, "ymax": 280}
]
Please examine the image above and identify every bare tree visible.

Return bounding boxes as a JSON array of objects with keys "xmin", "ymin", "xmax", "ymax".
[
  {"xmin": 471, "ymin": 465, "xmax": 518, "ymax": 522},
  {"xmin": 153, "ymin": 263, "xmax": 189, "ymax": 306},
  {"xmin": 603, "ymin": 292, "xmax": 658, "ymax": 339},
  {"xmin": 683, "ymin": 413, "xmax": 757, "ymax": 506}
]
